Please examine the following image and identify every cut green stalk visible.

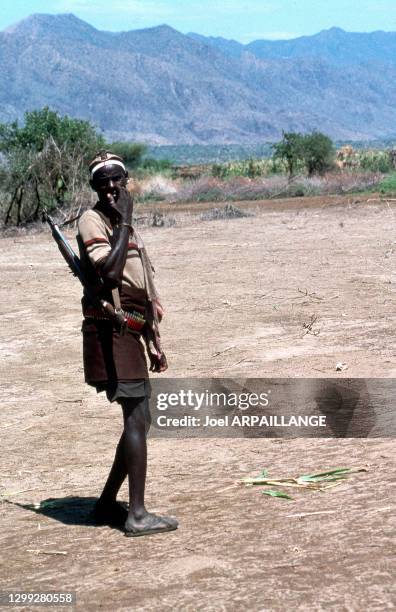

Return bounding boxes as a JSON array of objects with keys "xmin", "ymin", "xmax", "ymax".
[
  {"xmin": 242, "ymin": 466, "xmax": 367, "ymax": 496},
  {"xmin": 262, "ymin": 489, "xmax": 293, "ymax": 500}
]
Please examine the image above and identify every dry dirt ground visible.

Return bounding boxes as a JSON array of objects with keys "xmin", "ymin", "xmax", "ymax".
[{"xmin": 0, "ymin": 194, "xmax": 395, "ymax": 610}]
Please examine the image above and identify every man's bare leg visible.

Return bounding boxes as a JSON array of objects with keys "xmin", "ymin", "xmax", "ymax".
[
  {"xmin": 122, "ymin": 398, "xmax": 147, "ymax": 519},
  {"xmin": 99, "ymin": 432, "xmax": 127, "ymax": 501},
  {"xmin": 94, "ymin": 397, "xmax": 147, "ymax": 525},
  {"xmin": 94, "ymin": 432, "xmax": 129, "ymax": 525},
  {"xmin": 121, "ymin": 397, "xmax": 178, "ymax": 536}
]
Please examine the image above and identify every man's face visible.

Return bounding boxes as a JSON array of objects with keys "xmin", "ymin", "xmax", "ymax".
[{"xmin": 91, "ymin": 164, "xmax": 127, "ymax": 204}]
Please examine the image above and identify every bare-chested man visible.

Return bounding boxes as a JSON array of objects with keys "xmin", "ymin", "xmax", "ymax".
[{"xmin": 77, "ymin": 151, "xmax": 178, "ymax": 537}]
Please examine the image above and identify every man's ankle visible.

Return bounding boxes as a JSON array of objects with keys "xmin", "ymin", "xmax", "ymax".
[{"xmin": 129, "ymin": 507, "xmax": 147, "ymax": 520}]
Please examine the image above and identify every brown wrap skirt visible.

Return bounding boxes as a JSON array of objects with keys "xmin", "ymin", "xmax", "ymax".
[{"xmin": 82, "ymin": 286, "xmax": 149, "ymax": 386}]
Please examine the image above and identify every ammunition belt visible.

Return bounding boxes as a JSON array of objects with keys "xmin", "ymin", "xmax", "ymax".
[{"xmin": 84, "ymin": 307, "xmax": 146, "ymax": 332}]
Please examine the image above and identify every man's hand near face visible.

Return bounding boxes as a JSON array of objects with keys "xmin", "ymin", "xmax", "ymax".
[{"xmin": 109, "ymin": 187, "xmax": 133, "ymax": 225}]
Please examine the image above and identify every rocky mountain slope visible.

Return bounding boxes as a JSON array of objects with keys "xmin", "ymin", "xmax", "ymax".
[
  {"xmin": 1, "ymin": 14, "xmax": 396, "ymax": 143},
  {"xmin": 189, "ymin": 27, "xmax": 396, "ymax": 66}
]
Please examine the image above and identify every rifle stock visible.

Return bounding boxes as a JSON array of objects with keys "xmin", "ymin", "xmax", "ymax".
[{"xmin": 44, "ymin": 212, "xmax": 126, "ymax": 330}]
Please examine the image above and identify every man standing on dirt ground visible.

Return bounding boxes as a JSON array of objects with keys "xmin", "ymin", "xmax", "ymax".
[{"xmin": 77, "ymin": 150, "xmax": 178, "ymax": 537}]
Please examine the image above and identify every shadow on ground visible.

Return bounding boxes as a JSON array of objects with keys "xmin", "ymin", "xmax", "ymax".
[{"xmin": 3, "ymin": 496, "xmax": 115, "ymax": 527}]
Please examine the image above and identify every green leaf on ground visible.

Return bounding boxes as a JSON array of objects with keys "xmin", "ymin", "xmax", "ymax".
[
  {"xmin": 297, "ymin": 468, "xmax": 354, "ymax": 484},
  {"xmin": 262, "ymin": 489, "xmax": 293, "ymax": 500},
  {"xmin": 242, "ymin": 466, "xmax": 367, "ymax": 496},
  {"xmin": 23, "ymin": 500, "xmax": 65, "ymax": 510}
]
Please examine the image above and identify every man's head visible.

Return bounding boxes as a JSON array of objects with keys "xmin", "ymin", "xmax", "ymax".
[{"xmin": 89, "ymin": 151, "xmax": 128, "ymax": 204}]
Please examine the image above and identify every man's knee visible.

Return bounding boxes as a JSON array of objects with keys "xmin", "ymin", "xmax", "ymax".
[{"xmin": 122, "ymin": 397, "xmax": 150, "ymax": 432}]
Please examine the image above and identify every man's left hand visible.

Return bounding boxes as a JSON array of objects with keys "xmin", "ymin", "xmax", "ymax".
[{"xmin": 149, "ymin": 352, "xmax": 168, "ymax": 373}]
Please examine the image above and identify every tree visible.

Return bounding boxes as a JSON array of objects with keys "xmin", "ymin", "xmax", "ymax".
[
  {"xmin": 272, "ymin": 131, "xmax": 304, "ymax": 177},
  {"xmin": 0, "ymin": 107, "xmax": 105, "ymax": 225},
  {"xmin": 0, "ymin": 107, "xmax": 103, "ymax": 156},
  {"xmin": 109, "ymin": 141, "xmax": 148, "ymax": 169},
  {"xmin": 247, "ymin": 159, "xmax": 261, "ymax": 178},
  {"xmin": 272, "ymin": 130, "xmax": 335, "ymax": 177},
  {"xmin": 300, "ymin": 131, "xmax": 335, "ymax": 176}
]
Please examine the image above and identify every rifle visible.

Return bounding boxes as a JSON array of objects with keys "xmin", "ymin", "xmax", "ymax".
[{"xmin": 44, "ymin": 212, "xmax": 126, "ymax": 332}]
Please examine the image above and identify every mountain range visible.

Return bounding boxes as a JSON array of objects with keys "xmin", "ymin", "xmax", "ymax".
[{"xmin": 1, "ymin": 14, "xmax": 396, "ymax": 144}]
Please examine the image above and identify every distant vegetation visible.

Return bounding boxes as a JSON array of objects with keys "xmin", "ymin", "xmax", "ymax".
[
  {"xmin": 146, "ymin": 139, "xmax": 396, "ymax": 165},
  {"xmin": 208, "ymin": 135, "xmax": 395, "ymax": 180},
  {"xmin": 1, "ymin": 107, "xmax": 396, "ymax": 227},
  {"xmin": 273, "ymin": 131, "xmax": 335, "ymax": 177},
  {"xmin": 0, "ymin": 108, "xmax": 172, "ymax": 225},
  {"xmin": 146, "ymin": 143, "xmax": 275, "ymax": 165},
  {"xmin": 109, "ymin": 141, "xmax": 173, "ymax": 176},
  {"xmin": 377, "ymin": 172, "xmax": 396, "ymax": 193}
]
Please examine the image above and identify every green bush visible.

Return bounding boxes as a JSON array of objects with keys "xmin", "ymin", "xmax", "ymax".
[
  {"xmin": 378, "ymin": 172, "xmax": 396, "ymax": 194},
  {"xmin": 195, "ymin": 188, "xmax": 224, "ymax": 202},
  {"xmin": 108, "ymin": 142, "xmax": 173, "ymax": 177},
  {"xmin": 272, "ymin": 130, "xmax": 335, "ymax": 176},
  {"xmin": 140, "ymin": 158, "xmax": 172, "ymax": 172},
  {"xmin": 358, "ymin": 150, "xmax": 393, "ymax": 173},
  {"xmin": 272, "ymin": 131, "xmax": 304, "ymax": 177},
  {"xmin": 0, "ymin": 107, "xmax": 104, "ymax": 225},
  {"xmin": 299, "ymin": 132, "xmax": 335, "ymax": 176},
  {"xmin": 108, "ymin": 141, "xmax": 147, "ymax": 168},
  {"xmin": 0, "ymin": 107, "xmax": 103, "ymax": 156},
  {"xmin": 212, "ymin": 163, "xmax": 227, "ymax": 178}
]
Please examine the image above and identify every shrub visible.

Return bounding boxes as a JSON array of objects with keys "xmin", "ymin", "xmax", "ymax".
[
  {"xmin": 272, "ymin": 131, "xmax": 304, "ymax": 177},
  {"xmin": 299, "ymin": 132, "xmax": 335, "ymax": 176},
  {"xmin": 0, "ymin": 107, "xmax": 103, "ymax": 155},
  {"xmin": 358, "ymin": 150, "xmax": 393, "ymax": 173},
  {"xmin": 272, "ymin": 131, "xmax": 335, "ymax": 177},
  {"xmin": 212, "ymin": 163, "xmax": 225, "ymax": 178},
  {"xmin": 0, "ymin": 107, "xmax": 104, "ymax": 225},
  {"xmin": 139, "ymin": 157, "xmax": 173, "ymax": 175},
  {"xmin": 108, "ymin": 141, "xmax": 147, "ymax": 168},
  {"xmin": 378, "ymin": 171, "xmax": 396, "ymax": 194}
]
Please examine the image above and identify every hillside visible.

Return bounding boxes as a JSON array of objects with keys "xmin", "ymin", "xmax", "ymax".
[
  {"xmin": 190, "ymin": 27, "xmax": 396, "ymax": 66},
  {"xmin": 1, "ymin": 14, "xmax": 396, "ymax": 143}
]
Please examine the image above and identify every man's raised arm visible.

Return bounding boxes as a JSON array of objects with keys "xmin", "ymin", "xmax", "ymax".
[{"xmin": 99, "ymin": 188, "xmax": 133, "ymax": 288}]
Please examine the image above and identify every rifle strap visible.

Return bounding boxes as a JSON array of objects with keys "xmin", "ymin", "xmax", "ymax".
[{"xmin": 60, "ymin": 213, "xmax": 83, "ymax": 228}]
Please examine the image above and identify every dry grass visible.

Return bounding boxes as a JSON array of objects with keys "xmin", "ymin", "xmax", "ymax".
[{"xmin": 137, "ymin": 171, "xmax": 383, "ymax": 204}]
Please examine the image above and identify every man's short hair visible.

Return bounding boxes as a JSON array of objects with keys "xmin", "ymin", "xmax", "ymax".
[{"xmin": 89, "ymin": 150, "xmax": 126, "ymax": 180}]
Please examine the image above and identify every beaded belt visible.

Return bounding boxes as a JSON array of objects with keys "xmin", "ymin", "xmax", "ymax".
[{"xmin": 84, "ymin": 307, "xmax": 146, "ymax": 332}]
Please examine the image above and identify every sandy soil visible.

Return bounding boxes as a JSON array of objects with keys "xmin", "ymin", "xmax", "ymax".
[{"xmin": 0, "ymin": 194, "xmax": 395, "ymax": 610}]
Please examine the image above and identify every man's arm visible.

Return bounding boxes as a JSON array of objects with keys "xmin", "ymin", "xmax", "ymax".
[
  {"xmin": 99, "ymin": 224, "xmax": 130, "ymax": 288},
  {"xmin": 98, "ymin": 188, "xmax": 133, "ymax": 288}
]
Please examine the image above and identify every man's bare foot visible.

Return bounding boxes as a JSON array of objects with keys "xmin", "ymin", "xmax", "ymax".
[
  {"xmin": 93, "ymin": 499, "xmax": 129, "ymax": 526},
  {"xmin": 124, "ymin": 512, "xmax": 178, "ymax": 537}
]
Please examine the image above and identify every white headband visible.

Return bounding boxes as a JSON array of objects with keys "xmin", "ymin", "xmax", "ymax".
[{"xmin": 90, "ymin": 159, "xmax": 126, "ymax": 179}]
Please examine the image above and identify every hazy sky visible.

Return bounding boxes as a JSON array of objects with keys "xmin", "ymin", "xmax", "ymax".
[{"xmin": 2, "ymin": 0, "xmax": 396, "ymax": 42}]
